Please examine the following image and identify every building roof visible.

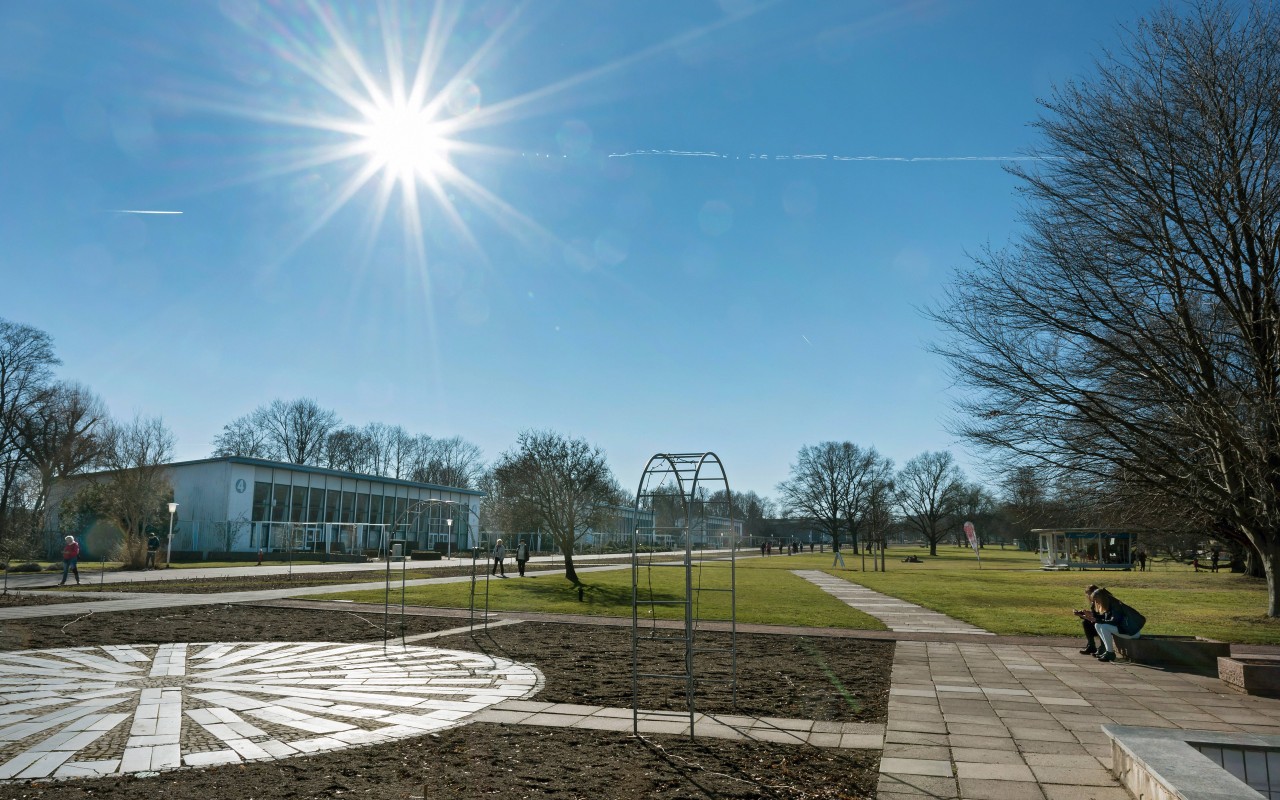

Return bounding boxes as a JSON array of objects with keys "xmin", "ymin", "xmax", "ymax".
[{"xmin": 78, "ymin": 456, "xmax": 484, "ymax": 497}]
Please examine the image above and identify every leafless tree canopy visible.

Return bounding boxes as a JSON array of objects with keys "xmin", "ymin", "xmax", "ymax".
[
  {"xmin": 0, "ymin": 320, "xmax": 59, "ymax": 552},
  {"xmin": 895, "ymin": 451, "xmax": 966, "ymax": 556},
  {"xmin": 930, "ymin": 3, "xmax": 1280, "ymax": 611},
  {"xmin": 492, "ymin": 430, "xmax": 620, "ymax": 583},
  {"xmin": 70, "ymin": 415, "xmax": 176, "ymax": 567},
  {"xmin": 212, "ymin": 401, "xmax": 485, "ymax": 489},
  {"xmin": 776, "ymin": 442, "xmax": 894, "ymax": 551}
]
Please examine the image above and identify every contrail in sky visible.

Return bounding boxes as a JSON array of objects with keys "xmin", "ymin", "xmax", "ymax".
[
  {"xmin": 606, "ymin": 150, "xmax": 1054, "ymax": 162},
  {"xmin": 107, "ymin": 210, "xmax": 184, "ymax": 215}
]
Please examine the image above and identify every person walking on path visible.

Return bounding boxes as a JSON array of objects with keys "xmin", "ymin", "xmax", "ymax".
[
  {"xmin": 145, "ymin": 533, "xmax": 160, "ymax": 570},
  {"xmin": 59, "ymin": 535, "xmax": 81, "ymax": 586},
  {"xmin": 492, "ymin": 538, "xmax": 507, "ymax": 578},
  {"xmin": 515, "ymin": 539, "xmax": 529, "ymax": 577},
  {"xmin": 831, "ymin": 540, "xmax": 845, "ymax": 568},
  {"xmin": 1136, "ymin": 549, "xmax": 1147, "ymax": 571}
]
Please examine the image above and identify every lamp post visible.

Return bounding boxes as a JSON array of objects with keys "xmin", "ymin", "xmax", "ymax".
[
  {"xmin": 446, "ymin": 518, "xmax": 453, "ymax": 559},
  {"xmin": 166, "ymin": 502, "xmax": 178, "ymax": 569}
]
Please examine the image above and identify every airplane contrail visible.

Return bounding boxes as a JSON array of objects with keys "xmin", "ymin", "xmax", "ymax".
[
  {"xmin": 606, "ymin": 150, "xmax": 1055, "ymax": 162},
  {"xmin": 107, "ymin": 210, "xmax": 184, "ymax": 215}
]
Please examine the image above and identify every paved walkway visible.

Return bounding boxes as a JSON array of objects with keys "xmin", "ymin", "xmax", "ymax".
[
  {"xmin": 876, "ymin": 639, "xmax": 1280, "ymax": 799},
  {"xmin": 0, "ymin": 562, "xmax": 638, "ymax": 620},
  {"xmin": 474, "ymin": 699, "xmax": 884, "ymax": 748},
  {"xmin": 796, "ymin": 571, "xmax": 993, "ymax": 635}
]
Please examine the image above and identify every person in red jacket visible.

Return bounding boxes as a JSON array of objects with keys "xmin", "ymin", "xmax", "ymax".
[{"xmin": 59, "ymin": 535, "xmax": 81, "ymax": 586}]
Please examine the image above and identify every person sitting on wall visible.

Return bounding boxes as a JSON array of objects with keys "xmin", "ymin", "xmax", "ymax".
[
  {"xmin": 1080, "ymin": 588, "xmax": 1146, "ymax": 663},
  {"xmin": 1073, "ymin": 584, "xmax": 1101, "ymax": 655}
]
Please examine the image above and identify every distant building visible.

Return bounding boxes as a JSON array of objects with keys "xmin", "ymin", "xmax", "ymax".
[{"xmin": 48, "ymin": 456, "xmax": 481, "ymax": 559}]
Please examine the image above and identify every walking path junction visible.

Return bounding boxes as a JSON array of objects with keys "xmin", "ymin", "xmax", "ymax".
[{"xmin": 2, "ymin": 559, "xmax": 1276, "ymax": 798}]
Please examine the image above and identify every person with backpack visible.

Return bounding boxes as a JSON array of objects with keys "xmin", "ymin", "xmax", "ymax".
[
  {"xmin": 145, "ymin": 533, "xmax": 161, "ymax": 570},
  {"xmin": 1081, "ymin": 588, "xmax": 1146, "ymax": 662}
]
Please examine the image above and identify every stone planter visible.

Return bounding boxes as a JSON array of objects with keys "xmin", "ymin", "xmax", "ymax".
[
  {"xmin": 1112, "ymin": 635, "xmax": 1231, "ymax": 670},
  {"xmin": 1219, "ymin": 655, "xmax": 1280, "ymax": 698}
]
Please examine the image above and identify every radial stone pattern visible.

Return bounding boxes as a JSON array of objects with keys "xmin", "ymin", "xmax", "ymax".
[{"xmin": 0, "ymin": 642, "xmax": 542, "ymax": 781}]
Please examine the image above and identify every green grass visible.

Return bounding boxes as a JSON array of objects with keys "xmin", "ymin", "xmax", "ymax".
[
  {"xmin": 307, "ymin": 547, "xmax": 1280, "ymax": 645},
  {"xmin": 838, "ymin": 546, "xmax": 1280, "ymax": 645},
  {"xmin": 313, "ymin": 557, "xmax": 888, "ymax": 630}
]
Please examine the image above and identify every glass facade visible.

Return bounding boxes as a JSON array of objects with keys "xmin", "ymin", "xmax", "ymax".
[{"xmin": 248, "ymin": 468, "xmax": 474, "ymax": 554}]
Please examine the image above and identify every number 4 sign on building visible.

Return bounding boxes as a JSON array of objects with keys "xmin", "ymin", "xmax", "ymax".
[{"xmin": 963, "ymin": 521, "xmax": 982, "ymax": 569}]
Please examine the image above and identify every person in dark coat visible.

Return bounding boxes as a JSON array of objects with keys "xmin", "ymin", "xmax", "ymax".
[
  {"xmin": 515, "ymin": 539, "xmax": 529, "ymax": 577},
  {"xmin": 1082, "ymin": 588, "xmax": 1145, "ymax": 662},
  {"xmin": 1074, "ymin": 585, "xmax": 1101, "ymax": 655},
  {"xmin": 145, "ymin": 533, "xmax": 161, "ymax": 570}
]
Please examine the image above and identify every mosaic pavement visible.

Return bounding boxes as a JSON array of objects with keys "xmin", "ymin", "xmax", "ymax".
[{"xmin": 0, "ymin": 641, "xmax": 542, "ymax": 781}]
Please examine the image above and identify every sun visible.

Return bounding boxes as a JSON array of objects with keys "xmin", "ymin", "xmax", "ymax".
[{"xmin": 358, "ymin": 103, "xmax": 451, "ymax": 183}]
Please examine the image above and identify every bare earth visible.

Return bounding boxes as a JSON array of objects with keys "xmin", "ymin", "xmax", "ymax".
[{"xmin": 0, "ymin": 605, "xmax": 890, "ymax": 799}]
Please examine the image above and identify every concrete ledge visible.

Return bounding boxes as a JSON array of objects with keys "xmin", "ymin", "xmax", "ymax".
[
  {"xmin": 1220, "ymin": 654, "xmax": 1280, "ymax": 698},
  {"xmin": 1113, "ymin": 635, "xmax": 1230, "ymax": 670},
  {"xmin": 1104, "ymin": 724, "xmax": 1273, "ymax": 800}
]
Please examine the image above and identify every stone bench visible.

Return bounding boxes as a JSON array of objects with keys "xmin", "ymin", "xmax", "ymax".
[
  {"xmin": 1112, "ymin": 635, "xmax": 1230, "ymax": 670},
  {"xmin": 1219, "ymin": 654, "xmax": 1280, "ymax": 698}
]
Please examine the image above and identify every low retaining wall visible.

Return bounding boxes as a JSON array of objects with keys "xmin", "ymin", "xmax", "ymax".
[{"xmin": 1113, "ymin": 635, "xmax": 1230, "ymax": 670}]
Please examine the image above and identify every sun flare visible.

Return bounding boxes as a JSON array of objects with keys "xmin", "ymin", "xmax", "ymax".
[{"xmin": 359, "ymin": 103, "xmax": 450, "ymax": 182}]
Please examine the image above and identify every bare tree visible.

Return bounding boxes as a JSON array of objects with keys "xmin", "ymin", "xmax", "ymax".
[
  {"xmin": 492, "ymin": 430, "xmax": 619, "ymax": 583},
  {"xmin": 252, "ymin": 398, "xmax": 339, "ymax": 465},
  {"xmin": 930, "ymin": 2, "xmax": 1280, "ymax": 612},
  {"xmin": 70, "ymin": 415, "xmax": 175, "ymax": 567},
  {"xmin": 0, "ymin": 319, "xmax": 58, "ymax": 552},
  {"xmin": 777, "ymin": 442, "xmax": 894, "ymax": 553},
  {"xmin": 211, "ymin": 413, "xmax": 269, "ymax": 458},
  {"xmin": 896, "ymin": 451, "xmax": 965, "ymax": 556},
  {"xmin": 18, "ymin": 382, "xmax": 108, "ymax": 532},
  {"xmin": 411, "ymin": 435, "xmax": 485, "ymax": 489}
]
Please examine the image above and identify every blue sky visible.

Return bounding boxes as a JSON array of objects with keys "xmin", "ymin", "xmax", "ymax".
[{"xmin": 0, "ymin": 0, "xmax": 1163, "ymax": 497}]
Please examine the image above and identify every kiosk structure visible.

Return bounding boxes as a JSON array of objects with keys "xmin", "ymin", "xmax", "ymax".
[{"xmin": 1036, "ymin": 528, "xmax": 1139, "ymax": 570}]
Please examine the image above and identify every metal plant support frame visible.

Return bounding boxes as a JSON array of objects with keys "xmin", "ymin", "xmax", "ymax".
[
  {"xmin": 630, "ymin": 452, "xmax": 737, "ymax": 739},
  {"xmin": 380, "ymin": 499, "xmax": 491, "ymax": 652}
]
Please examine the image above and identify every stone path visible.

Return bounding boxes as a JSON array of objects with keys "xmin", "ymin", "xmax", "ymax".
[
  {"xmin": 796, "ymin": 571, "xmax": 993, "ymax": 635},
  {"xmin": 877, "ymin": 639, "xmax": 1280, "ymax": 799},
  {"xmin": 474, "ymin": 699, "xmax": 884, "ymax": 748}
]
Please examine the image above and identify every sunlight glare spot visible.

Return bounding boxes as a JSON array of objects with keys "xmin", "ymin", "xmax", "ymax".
[{"xmin": 361, "ymin": 104, "xmax": 449, "ymax": 181}]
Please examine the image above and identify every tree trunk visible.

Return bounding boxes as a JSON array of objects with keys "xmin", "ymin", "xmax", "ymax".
[
  {"xmin": 1265, "ymin": 545, "xmax": 1280, "ymax": 618},
  {"xmin": 929, "ymin": 537, "xmax": 938, "ymax": 556},
  {"xmin": 563, "ymin": 549, "xmax": 579, "ymax": 584}
]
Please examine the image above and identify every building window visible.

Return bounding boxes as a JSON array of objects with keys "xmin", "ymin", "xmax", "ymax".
[
  {"xmin": 292, "ymin": 485, "xmax": 307, "ymax": 523},
  {"xmin": 308, "ymin": 487, "xmax": 323, "ymax": 523},
  {"xmin": 273, "ymin": 483, "xmax": 289, "ymax": 522},
  {"xmin": 253, "ymin": 482, "xmax": 271, "ymax": 521},
  {"xmin": 341, "ymin": 491, "xmax": 354, "ymax": 524},
  {"xmin": 325, "ymin": 489, "xmax": 338, "ymax": 523}
]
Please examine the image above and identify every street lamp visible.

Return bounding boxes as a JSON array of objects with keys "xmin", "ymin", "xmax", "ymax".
[
  {"xmin": 446, "ymin": 518, "xmax": 453, "ymax": 559},
  {"xmin": 166, "ymin": 502, "xmax": 178, "ymax": 568}
]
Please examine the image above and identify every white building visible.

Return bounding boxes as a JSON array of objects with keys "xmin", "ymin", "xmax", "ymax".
[{"xmin": 49, "ymin": 456, "xmax": 482, "ymax": 560}]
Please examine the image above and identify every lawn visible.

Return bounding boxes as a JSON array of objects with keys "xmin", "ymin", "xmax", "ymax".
[
  {"xmin": 313, "ymin": 555, "xmax": 888, "ymax": 630},
  {"xmin": 837, "ymin": 546, "xmax": 1280, "ymax": 645}
]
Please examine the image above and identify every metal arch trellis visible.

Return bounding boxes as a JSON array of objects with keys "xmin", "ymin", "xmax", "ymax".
[
  {"xmin": 630, "ymin": 452, "xmax": 737, "ymax": 740},
  {"xmin": 381, "ymin": 498, "xmax": 491, "ymax": 655}
]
